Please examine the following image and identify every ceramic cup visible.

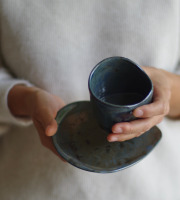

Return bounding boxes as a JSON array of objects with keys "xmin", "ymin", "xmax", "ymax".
[{"xmin": 88, "ymin": 56, "xmax": 153, "ymax": 132}]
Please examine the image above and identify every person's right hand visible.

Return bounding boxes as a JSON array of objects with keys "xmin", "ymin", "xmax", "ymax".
[{"xmin": 8, "ymin": 85, "xmax": 65, "ymax": 160}]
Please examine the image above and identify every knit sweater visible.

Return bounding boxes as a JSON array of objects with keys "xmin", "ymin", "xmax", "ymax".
[{"xmin": 0, "ymin": 1, "xmax": 180, "ymax": 199}]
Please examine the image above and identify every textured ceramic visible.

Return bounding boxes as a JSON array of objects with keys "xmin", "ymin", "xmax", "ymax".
[
  {"xmin": 52, "ymin": 101, "xmax": 162, "ymax": 173},
  {"xmin": 88, "ymin": 57, "xmax": 153, "ymax": 131}
]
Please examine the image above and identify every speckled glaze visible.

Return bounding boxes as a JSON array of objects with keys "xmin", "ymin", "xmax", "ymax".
[
  {"xmin": 88, "ymin": 57, "xmax": 153, "ymax": 131},
  {"xmin": 52, "ymin": 101, "xmax": 161, "ymax": 173}
]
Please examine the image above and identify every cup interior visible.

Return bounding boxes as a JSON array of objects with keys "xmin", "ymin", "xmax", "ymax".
[{"xmin": 89, "ymin": 57, "xmax": 152, "ymax": 106}]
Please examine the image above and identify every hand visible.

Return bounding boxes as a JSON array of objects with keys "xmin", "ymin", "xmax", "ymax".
[
  {"xmin": 30, "ymin": 88, "xmax": 66, "ymax": 160},
  {"xmin": 8, "ymin": 85, "xmax": 65, "ymax": 160},
  {"xmin": 107, "ymin": 66, "xmax": 171, "ymax": 142}
]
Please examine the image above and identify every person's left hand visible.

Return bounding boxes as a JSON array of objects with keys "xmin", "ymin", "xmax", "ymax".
[{"xmin": 107, "ymin": 66, "xmax": 171, "ymax": 142}]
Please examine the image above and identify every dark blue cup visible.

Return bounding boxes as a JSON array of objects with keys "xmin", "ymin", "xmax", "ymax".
[{"xmin": 88, "ymin": 57, "xmax": 153, "ymax": 132}]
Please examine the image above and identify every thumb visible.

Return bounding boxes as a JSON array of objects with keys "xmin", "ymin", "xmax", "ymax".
[
  {"xmin": 45, "ymin": 119, "xmax": 58, "ymax": 136},
  {"xmin": 37, "ymin": 109, "xmax": 58, "ymax": 136}
]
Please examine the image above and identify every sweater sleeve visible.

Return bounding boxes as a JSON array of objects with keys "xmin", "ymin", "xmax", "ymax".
[
  {"xmin": 174, "ymin": 59, "xmax": 180, "ymax": 74},
  {"xmin": 174, "ymin": 26, "xmax": 180, "ymax": 74},
  {"xmin": 0, "ymin": 63, "xmax": 33, "ymax": 126}
]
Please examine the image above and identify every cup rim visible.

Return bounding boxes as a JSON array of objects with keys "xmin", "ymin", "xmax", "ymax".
[{"xmin": 88, "ymin": 56, "xmax": 153, "ymax": 108}]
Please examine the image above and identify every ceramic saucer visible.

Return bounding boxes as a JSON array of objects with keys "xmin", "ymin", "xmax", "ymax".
[{"xmin": 52, "ymin": 101, "xmax": 162, "ymax": 173}]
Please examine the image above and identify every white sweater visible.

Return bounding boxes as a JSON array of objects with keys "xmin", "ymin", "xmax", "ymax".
[{"xmin": 0, "ymin": 1, "xmax": 180, "ymax": 199}]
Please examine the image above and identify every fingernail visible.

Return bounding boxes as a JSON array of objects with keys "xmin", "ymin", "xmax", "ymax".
[
  {"xmin": 135, "ymin": 109, "xmax": 143, "ymax": 117},
  {"xmin": 108, "ymin": 136, "xmax": 118, "ymax": 142},
  {"xmin": 114, "ymin": 127, "xmax": 123, "ymax": 133}
]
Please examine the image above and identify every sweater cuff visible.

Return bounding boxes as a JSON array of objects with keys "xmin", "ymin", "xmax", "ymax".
[
  {"xmin": 174, "ymin": 63, "xmax": 180, "ymax": 75},
  {"xmin": 0, "ymin": 79, "xmax": 33, "ymax": 126}
]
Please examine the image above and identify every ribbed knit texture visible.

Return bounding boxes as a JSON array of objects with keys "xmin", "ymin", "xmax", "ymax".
[{"xmin": 0, "ymin": 0, "xmax": 180, "ymax": 199}]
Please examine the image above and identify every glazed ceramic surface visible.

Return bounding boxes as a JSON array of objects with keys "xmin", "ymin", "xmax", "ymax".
[
  {"xmin": 88, "ymin": 57, "xmax": 153, "ymax": 131},
  {"xmin": 52, "ymin": 101, "xmax": 161, "ymax": 173}
]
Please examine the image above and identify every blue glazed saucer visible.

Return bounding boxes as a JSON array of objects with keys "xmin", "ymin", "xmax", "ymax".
[{"xmin": 52, "ymin": 101, "xmax": 162, "ymax": 173}]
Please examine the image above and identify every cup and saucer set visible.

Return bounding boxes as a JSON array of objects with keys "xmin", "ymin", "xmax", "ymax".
[{"xmin": 52, "ymin": 57, "xmax": 162, "ymax": 173}]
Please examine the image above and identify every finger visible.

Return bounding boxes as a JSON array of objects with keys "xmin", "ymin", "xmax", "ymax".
[
  {"xmin": 133, "ymin": 88, "xmax": 170, "ymax": 118},
  {"xmin": 107, "ymin": 132, "xmax": 137, "ymax": 142},
  {"xmin": 111, "ymin": 115, "xmax": 163, "ymax": 139},
  {"xmin": 35, "ymin": 108, "xmax": 58, "ymax": 136},
  {"xmin": 133, "ymin": 101, "xmax": 169, "ymax": 118},
  {"xmin": 33, "ymin": 119, "xmax": 66, "ymax": 162},
  {"xmin": 45, "ymin": 119, "xmax": 58, "ymax": 136}
]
